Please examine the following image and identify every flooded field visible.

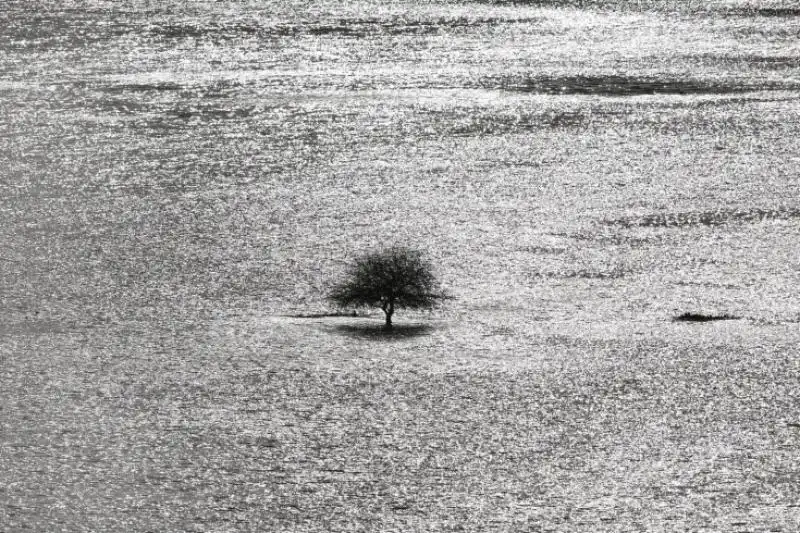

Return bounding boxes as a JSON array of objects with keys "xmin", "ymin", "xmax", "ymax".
[{"xmin": 1, "ymin": 1, "xmax": 799, "ymax": 531}]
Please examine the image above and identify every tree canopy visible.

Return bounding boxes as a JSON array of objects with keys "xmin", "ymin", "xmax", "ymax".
[{"xmin": 328, "ymin": 247, "xmax": 448, "ymax": 330}]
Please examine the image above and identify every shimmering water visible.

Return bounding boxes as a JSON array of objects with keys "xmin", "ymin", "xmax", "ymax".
[{"xmin": 1, "ymin": 1, "xmax": 799, "ymax": 530}]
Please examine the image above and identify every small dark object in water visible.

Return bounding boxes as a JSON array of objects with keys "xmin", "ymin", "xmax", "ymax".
[{"xmin": 673, "ymin": 312, "xmax": 739, "ymax": 322}]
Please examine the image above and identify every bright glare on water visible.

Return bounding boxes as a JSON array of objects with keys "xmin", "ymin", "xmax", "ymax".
[{"xmin": 1, "ymin": 1, "xmax": 799, "ymax": 530}]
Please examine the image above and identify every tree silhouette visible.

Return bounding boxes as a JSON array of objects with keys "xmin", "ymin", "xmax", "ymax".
[{"xmin": 328, "ymin": 247, "xmax": 448, "ymax": 330}]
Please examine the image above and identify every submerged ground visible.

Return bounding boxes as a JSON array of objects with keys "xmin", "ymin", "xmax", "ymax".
[{"xmin": 1, "ymin": 1, "xmax": 799, "ymax": 531}]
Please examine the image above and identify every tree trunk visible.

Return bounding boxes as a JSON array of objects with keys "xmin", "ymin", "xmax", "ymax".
[{"xmin": 383, "ymin": 300, "xmax": 394, "ymax": 330}]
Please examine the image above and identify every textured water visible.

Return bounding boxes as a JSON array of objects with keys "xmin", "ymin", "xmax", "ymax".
[{"xmin": 1, "ymin": 1, "xmax": 799, "ymax": 531}]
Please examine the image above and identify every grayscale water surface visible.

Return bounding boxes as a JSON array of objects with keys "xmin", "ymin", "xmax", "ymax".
[{"xmin": 1, "ymin": 1, "xmax": 799, "ymax": 531}]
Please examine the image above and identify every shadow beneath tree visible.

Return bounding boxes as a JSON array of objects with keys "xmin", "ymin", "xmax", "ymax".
[{"xmin": 332, "ymin": 323, "xmax": 434, "ymax": 340}]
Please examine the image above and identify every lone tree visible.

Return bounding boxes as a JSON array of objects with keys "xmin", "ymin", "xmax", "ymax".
[{"xmin": 328, "ymin": 247, "xmax": 448, "ymax": 330}]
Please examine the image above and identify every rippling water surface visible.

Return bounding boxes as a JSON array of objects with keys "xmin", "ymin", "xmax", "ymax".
[{"xmin": 1, "ymin": 1, "xmax": 799, "ymax": 530}]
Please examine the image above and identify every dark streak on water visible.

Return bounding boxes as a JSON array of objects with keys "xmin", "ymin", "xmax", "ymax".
[
  {"xmin": 689, "ymin": 54, "xmax": 800, "ymax": 70},
  {"xmin": 494, "ymin": 75, "xmax": 797, "ymax": 96},
  {"xmin": 149, "ymin": 16, "xmax": 543, "ymax": 39},
  {"xmin": 531, "ymin": 267, "xmax": 628, "ymax": 280},
  {"xmin": 723, "ymin": 7, "xmax": 800, "ymax": 18},
  {"xmin": 607, "ymin": 207, "xmax": 800, "ymax": 228}
]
